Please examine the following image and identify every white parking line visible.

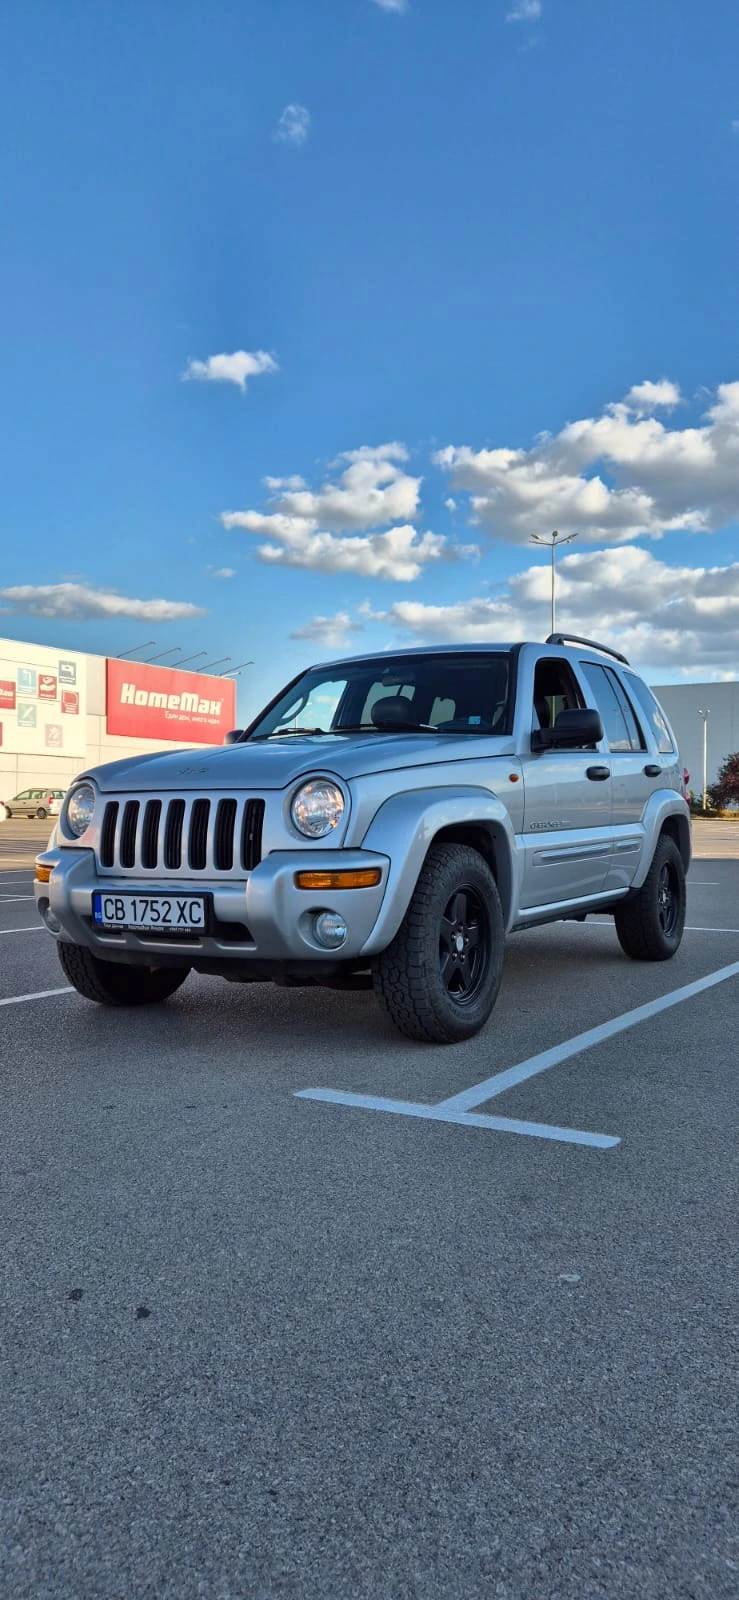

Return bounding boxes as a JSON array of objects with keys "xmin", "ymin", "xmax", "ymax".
[
  {"xmin": 296, "ymin": 959, "xmax": 739, "ymax": 1146},
  {"xmin": 439, "ymin": 960, "xmax": 739, "ymax": 1112},
  {"xmin": 0, "ymin": 986, "xmax": 72, "ymax": 1008},
  {"xmin": 0, "ymin": 896, "xmax": 34, "ymax": 902},
  {"xmin": 587, "ymin": 919, "xmax": 739, "ymax": 934},
  {"xmin": 0, "ymin": 926, "xmax": 43, "ymax": 935}
]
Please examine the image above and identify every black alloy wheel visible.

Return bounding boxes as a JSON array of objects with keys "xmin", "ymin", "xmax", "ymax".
[
  {"xmin": 657, "ymin": 859, "xmax": 680, "ymax": 938},
  {"xmin": 614, "ymin": 833, "xmax": 686, "ymax": 961},
  {"xmin": 439, "ymin": 885, "xmax": 490, "ymax": 1007},
  {"xmin": 372, "ymin": 842, "xmax": 505, "ymax": 1043}
]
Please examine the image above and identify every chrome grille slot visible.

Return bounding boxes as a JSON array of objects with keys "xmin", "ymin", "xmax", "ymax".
[
  {"xmin": 164, "ymin": 799, "xmax": 185, "ymax": 869},
  {"xmin": 97, "ymin": 792, "xmax": 265, "ymax": 875},
  {"xmin": 120, "ymin": 801, "xmax": 140, "ymax": 868},
  {"xmin": 100, "ymin": 802, "xmax": 118, "ymax": 867},
  {"xmin": 241, "ymin": 799, "xmax": 264, "ymax": 871},
  {"xmin": 188, "ymin": 799, "xmax": 210, "ymax": 870},
  {"xmin": 214, "ymin": 798, "xmax": 238, "ymax": 871},
  {"xmin": 141, "ymin": 800, "xmax": 161, "ymax": 869}
]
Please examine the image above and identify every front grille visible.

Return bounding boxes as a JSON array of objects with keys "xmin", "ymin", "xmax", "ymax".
[{"xmin": 98, "ymin": 795, "xmax": 265, "ymax": 876}]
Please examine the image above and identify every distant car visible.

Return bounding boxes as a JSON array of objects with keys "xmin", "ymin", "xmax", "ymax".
[{"xmin": 4, "ymin": 788, "xmax": 66, "ymax": 820}]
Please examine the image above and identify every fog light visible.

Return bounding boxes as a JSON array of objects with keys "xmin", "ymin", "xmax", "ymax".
[{"xmin": 313, "ymin": 911, "xmax": 348, "ymax": 949}]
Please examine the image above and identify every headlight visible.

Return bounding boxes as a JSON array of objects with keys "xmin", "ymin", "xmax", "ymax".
[
  {"xmin": 65, "ymin": 783, "xmax": 96, "ymax": 838},
  {"xmin": 290, "ymin": 780, "xmax": 345, "ymax": 839}
]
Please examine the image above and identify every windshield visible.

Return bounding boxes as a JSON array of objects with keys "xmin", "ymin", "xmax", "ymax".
[{"xmin": 248, "ymin": 653, "xmax": 511, "ymax": 739}]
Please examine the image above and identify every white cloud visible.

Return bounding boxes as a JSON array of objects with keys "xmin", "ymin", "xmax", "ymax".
[
  {"xmin": 0, "ymin": 583, "xmax": 205, "ymax": 621},
  {"xmin": 290, "ymin": 611, "xmax": 366, "ymax": 651},
  {"xmin": 182, "ymin": 350, "xmax": 278, "ymax": 393},
  {"xmin": 622, "ymin": 379, "xmax": 681, "ymax": 415},
  {"xmin": 222, "ymin": 515, "xmax": 447, "ymax": 581},
  {"xmin": 210, "ymin": 568, "xmax": 235, "ymax": 579},
  {"xmin": 364, "ymin": 548, "xmax": 739, "ymax": 676},
  {"xmin": 372, "ymin": 0, "xmax": 408, "ymax": 13},
  {"xmin": 221, "ymin": 442, "xmax": 477, "ymax": 579},
  {"xmin": 506, "ymin": 1, "xmax": 542, "ymax": 21},
  {"xmin": 436, "ymin": 379, "xmax": 739, "ymax": 546},
  {"xmin": 274, "ymin": 104, "xmax": 311, "ymax": 146}
]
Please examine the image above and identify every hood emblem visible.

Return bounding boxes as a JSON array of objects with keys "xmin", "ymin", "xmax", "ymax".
[{"xmin": 177, "ymin": 766, "xmax": 209, "ymax": 775}]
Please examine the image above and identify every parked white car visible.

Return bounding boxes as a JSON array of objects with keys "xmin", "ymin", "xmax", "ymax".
[{"xmin": 4, "ymin": 787, "xmax": 67, "ymax": 820}]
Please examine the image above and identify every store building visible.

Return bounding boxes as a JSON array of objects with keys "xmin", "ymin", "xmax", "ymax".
[
  {"xmin": 0, "ymin": 636, "xmax": 236, "ymax": 798},
  {"xmin": 652, "ymin": 680, "xmax": 738, "ymax": 795}
]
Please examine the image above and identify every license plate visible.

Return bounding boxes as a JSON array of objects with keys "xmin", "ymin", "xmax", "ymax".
[{"xmin": 92, "ymin": 892, "xmax": 207, "ymax": 933}]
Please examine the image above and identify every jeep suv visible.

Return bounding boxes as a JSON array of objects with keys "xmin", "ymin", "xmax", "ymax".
[{"xmin": 35, "ymin": 635, "xmax": 690, "ymax": 1043}]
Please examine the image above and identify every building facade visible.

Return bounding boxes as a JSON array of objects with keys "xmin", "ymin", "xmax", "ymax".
[
  {"xmin": 0, "ymin": 636, "xmax": 236, "ymax": 799},
  {"xmin": 652, "ymin": 680, "xmax": 738, "ymax": 796}
]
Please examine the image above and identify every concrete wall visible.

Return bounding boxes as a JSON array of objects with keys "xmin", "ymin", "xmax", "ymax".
[{"xmin": 651, "ymin": 680, "xmax": 738, "ymax": 792}]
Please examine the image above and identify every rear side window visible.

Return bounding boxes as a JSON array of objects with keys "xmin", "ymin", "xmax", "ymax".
[
  {"xmin": 579, "ymin": 662, "xmax": 643, "ymax": 752},
  {"xmin": 623, "ymin": 674, "xmax": 675, "ymax": 754}
]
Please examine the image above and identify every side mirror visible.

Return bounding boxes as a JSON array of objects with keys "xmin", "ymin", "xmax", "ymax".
[
  {"xmin": 532, "ymin": 707, "xmax": 603, "ymax": 751},
  {"xmin": 224, "ymin": 729, "xmax": 244, "ymax": 745}
]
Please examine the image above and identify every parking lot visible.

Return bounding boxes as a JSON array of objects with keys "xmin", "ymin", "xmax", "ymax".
[{"xmin": 1, "ymin": 818, "xmax": 737, "ymax": 1599}]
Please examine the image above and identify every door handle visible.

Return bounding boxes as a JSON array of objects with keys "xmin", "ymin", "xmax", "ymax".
[
  {"xmin": 586, "ymin": 765, "xmax": 610, "ymax": 781},
  {"xmin": 644, "ymin": 764, "xmax": 661, "ymax": 777}
]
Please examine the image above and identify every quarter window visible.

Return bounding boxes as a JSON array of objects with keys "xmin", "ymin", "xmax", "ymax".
[{"xmin": 623, "ymin": 674, "xmax": 675, "ymax": 754}]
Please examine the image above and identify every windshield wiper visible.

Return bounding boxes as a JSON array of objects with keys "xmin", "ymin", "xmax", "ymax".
[{"xmin": 250, "ymin": 727, "xmax": 327, "ymax": 740}]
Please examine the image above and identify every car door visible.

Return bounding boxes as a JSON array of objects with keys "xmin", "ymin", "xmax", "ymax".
[
  {"xmin": 578, "ymin": 660, "xmax": 652, "ymax": 893},
  {"xmin": 518, "ymin": 654, "xmax": 613, "ymax": 910}
]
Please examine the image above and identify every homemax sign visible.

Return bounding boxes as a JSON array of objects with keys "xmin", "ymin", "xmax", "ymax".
[{"xmin": 106, "ymin": 659, "xmax": 236, "ymax": 745}]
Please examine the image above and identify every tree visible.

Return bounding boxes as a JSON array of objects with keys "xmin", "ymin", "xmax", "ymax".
[{"xmin": 708, "ymin": 751, "xmax": 739, "ymax": 810}]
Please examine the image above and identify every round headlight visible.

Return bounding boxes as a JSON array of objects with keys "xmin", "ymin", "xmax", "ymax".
[
  {"xmin": 65, "ymin": 783, "xmax": 96, "ymax": 838},
  {"xmin": 290, "ymin": 780, "xmax": 345, "ymax": 839}
]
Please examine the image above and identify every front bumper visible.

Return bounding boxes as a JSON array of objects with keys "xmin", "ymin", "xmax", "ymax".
[{"xmin": 34, "ymin": 846, "xmax": 390, "ymax": 966}]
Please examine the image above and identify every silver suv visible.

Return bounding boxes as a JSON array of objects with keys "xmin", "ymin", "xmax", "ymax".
[{"xmin": 35, "ymin": 635, "xmax": 690, "ymax": 1043}]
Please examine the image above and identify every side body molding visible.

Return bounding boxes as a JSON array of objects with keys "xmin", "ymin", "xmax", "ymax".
[{"xmin": 359, "ymin": 786, "xmax": 519, "ymax": 955}]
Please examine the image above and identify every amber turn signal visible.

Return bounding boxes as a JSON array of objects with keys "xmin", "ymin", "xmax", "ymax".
[
  {"xmin": 35, "ymin": 863, "xmax": 52, "ymax": 883},
  {"xmin": 294, "ymin": 868, "xmax": 382, "ymax": 891}
]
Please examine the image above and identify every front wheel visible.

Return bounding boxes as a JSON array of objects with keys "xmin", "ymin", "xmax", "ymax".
[
  {"xmin": 614, "ymin": 835, "xmax": 686, "ymax": 961},
  {"xmin": 372, "ymin": 842, "xmax": 504, "ymax": 1043},
  {"xmin": 57, "ymin": 941, "xmax": 190, "ymax": 1005}
]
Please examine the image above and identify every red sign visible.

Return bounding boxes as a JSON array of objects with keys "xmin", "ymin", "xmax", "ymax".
[
  {"xmin": 0, "ymin": 680, "xmax": 16, "ymax": 712},
  {"xmin": 61, "ymin": 690, "xmax": 79, "ymax": 715},
  {"xmin": 106, "ymin": 659, "xmax": 236, "ymax": 745},
  {"xmin": 39, "ymin": 674, "xmax": 58, "ymax": 700}
]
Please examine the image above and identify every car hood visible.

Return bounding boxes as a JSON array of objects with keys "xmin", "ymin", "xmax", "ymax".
[{"xmin": 82, "ymin": 731, "xmax": 516, "ymax": 793}]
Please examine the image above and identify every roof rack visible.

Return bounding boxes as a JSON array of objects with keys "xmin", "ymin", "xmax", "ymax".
[{"xmin": 545, "ymin": 633, "xmax": 630, "ymax": 666}]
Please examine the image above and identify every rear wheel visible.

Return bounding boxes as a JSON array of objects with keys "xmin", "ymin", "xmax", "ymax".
[
  {"xmin": 614, "ymin": 835, "xmax": 686, "ymax": 961},
  {"xmin": 36, "ymin": 807, "xmax": 48, "ymax": 820},
  {"xmin": 57, "ymin": 941, "xmax": 190, "ymax": 1005},
  {"xmin": 372, "ymin": 842, "xmax": 504, "ymax": 1043}
]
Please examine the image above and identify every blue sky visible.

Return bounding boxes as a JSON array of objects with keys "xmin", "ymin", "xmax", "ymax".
[{"xmin": 1, "ymin": 0, "xmax": 737, "ymax": 723}]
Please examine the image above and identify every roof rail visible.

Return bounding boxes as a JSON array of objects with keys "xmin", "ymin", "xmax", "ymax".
[{"xmin": 545, "ymin": 633, "xmax": 630, "ymax": 666}]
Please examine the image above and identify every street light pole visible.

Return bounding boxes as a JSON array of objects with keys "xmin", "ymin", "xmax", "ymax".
[
  {"xmin": 530, "ymin": 529, "xmax": 578, "ymax": 635},
  {"xmin": 697, "ymin": 708, "xmax": 710, "ymax": 812}
]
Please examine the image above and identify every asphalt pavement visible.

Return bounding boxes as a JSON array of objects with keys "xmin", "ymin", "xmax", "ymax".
[{"xmin": 1, "ymin": 819, "xmax": 737, "ymax": 1599}]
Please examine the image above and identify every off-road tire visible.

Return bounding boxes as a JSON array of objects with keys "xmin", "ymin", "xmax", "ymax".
[
  {"xmin": 372, "ymin": 842, "xmax": 504, "ymax": 1043},
  {"xmin": 614, "ymin": 834, "xmax": 686, "ymax": 961},
  {"xmin": 57, "ymin": 941, "xmax": 190, "ymax": 1005}
]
